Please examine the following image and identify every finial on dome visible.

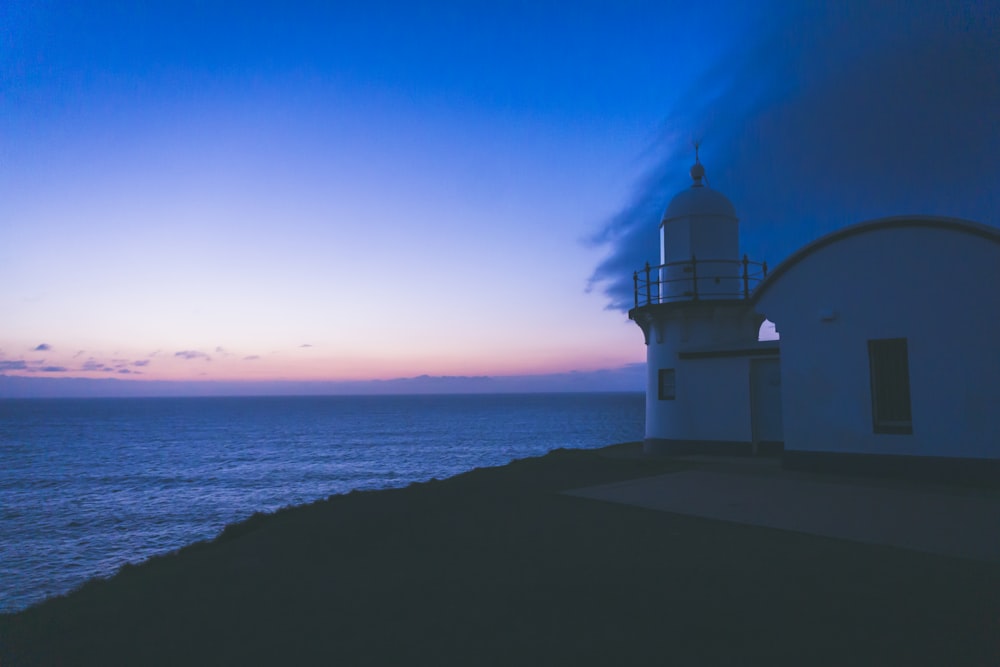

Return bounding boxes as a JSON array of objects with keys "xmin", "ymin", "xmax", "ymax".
[{"xmin": 689, "ymin": 142, "xmax": 705, "ymax": 186}]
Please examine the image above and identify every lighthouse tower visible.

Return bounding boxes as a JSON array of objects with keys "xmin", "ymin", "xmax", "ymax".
[{"xmin": 629, "ymin": 153, "xmax": 780, "ymax": 455}]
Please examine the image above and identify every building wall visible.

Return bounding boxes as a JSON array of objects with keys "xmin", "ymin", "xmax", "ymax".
[
  {"xmin": 661, "ymin": 214, "xmax": 742, "ymax": 300},
  {"xmin": 662, "ymin": 212, "xmax": 739, "ymax": 264},
  {"xmin": 640, "ymin": 302, "xmax": 769, "ymax": 448},
  {"xmin": 754, "ymin": 219, "xmax": 1000, "ymax": 460}
]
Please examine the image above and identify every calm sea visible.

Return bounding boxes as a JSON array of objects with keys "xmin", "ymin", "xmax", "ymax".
[{"xmin": 0, "ymin": 392, "xmax": 643, "ymax": 612}]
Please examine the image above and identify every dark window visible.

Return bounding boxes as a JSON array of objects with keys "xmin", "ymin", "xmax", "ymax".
[
  {"xmin": 658, "ymin": 368, "xmax": 676, "ymax": 401},
  {"xmin": 868, "ymin": 338, "xmax": 913, "ymax": 434}
]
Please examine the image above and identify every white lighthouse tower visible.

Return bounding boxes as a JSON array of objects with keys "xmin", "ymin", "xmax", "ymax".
[{"xmin": 629, "ymin": 152, "xmax": 781, "ymax": 455}]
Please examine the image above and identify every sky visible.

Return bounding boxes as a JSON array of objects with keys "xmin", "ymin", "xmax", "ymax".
[{"xmin": 1, "ymin": 1, "xmax": 997, "ymax": 396}]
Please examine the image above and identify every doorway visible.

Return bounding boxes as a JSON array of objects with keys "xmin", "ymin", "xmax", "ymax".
[{"xmin": 750, "ymin": 357, "xmax": 783, "ymax": 455}]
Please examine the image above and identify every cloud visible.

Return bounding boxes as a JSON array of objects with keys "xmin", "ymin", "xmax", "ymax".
[
  {"xmin": 80, "ymin": 358, "xmax": 113, "ymax": 372},
  {"xmin": 133, "ymin": 360, "xmax": 150, "ymax": 367},
  {"xmin": 0, "ymin": 360, "xmax": 28, "ymax": 371},
  {"xmin": 300, "ymin": 344, "xmax": 313, "ymax": 348},
  {"xmin": 174, "ymin": 350, "xmax": 211, "ymax": 361},
  {"xmin": 588, "ymin": 2, "xmax": 1000, "ymax": 311},
  {"xmin": 33, "ymin": 343, "xmax": 52, "ymax": 351},
  {"xmin": 40, "ymin": 366, "xmax": 67, "ymax": 372},
  {"xmin": 243, "ymin": 355, "xmax": 261, "ymax": 361}
]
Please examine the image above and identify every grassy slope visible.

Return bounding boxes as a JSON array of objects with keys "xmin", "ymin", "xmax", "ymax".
[{"xmin": 1, "ymin": 445, "xmax": 998, "ymax": 666}]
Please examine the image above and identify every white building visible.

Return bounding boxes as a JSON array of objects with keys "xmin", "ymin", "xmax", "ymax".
[
  {"xmin": 752, "ymin": 216, "xmax": 1000, "ymax": 479},
  {"xmin": 630, "ymin": 161, "xmax": 1000, "ymax": 480},
  {"xmin": 629, "ymin": 156, "xmax": 781, "ymax": 455}
]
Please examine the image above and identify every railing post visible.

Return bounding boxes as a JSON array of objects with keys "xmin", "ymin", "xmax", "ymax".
[
  {"xmin": 762, "ymin": 261, "xmax": 768, "ymax": 278},
  {"xmin": 644, "ymin": 262, "xmax": 651, "ymax": 305},
  {"xmin": 691, "ymin": 255, "xmax": 698, "ymax": 301},
  {"xmin": 633, "ymin": 271, "xmax": 639, "ymax": 308},
  {"xmin": 742, "ymin": 254, "xmax": 750, "ymax": 299}
]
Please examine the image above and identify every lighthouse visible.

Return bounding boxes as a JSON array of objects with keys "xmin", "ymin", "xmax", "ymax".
[{"xmin": 629, "ymin": 152, "xmax": 781, "ymax": 455}]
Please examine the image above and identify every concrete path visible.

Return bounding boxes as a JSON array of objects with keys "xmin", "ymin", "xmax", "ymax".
[{"xmin": 567, "ymin": 466, "xmax": 1000, "ymax": 562}]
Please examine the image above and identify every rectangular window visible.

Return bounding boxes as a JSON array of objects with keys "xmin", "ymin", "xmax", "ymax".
[
  {"xmin": 868, "ymin": 338, "xmax": 913, "ymax": 434},
  {"xmin": 658, "ymin": 368, "xmax": 676, "ymax": 401}
]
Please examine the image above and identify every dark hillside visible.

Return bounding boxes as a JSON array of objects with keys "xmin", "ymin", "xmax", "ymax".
[{"xmin": 2, "ymin": 445, "xmax": 997, "ymax": 666}]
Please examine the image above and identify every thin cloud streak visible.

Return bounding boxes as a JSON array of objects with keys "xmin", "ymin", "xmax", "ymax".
[
  {"xmin": 80, "ymin": 358, "xmax": 113, "ymax": 372},
  {"xmin": 174, "ymin": 350, "xmax": 212, "ymax": 361},
  {"xmin": 0, "ymin": 361, "xmax": 29, "ymax": 371}
]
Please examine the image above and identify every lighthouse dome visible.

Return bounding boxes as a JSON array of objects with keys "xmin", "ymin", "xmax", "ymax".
[
  {"xmin": 661, "ymin": 160, "xmax": 737, "ymax": 223},
  {"xmin": 662, "ymin": 185, "xmax": 737, "ymax": 222},
  {"xmin": 658, "ymin": 153, "xmax": 741, "ymax": 274}
]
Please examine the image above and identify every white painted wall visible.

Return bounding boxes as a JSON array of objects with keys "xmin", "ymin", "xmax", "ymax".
[
  {"xmin": 662, "ymin": 215, "xmax": 740, "ymax": 263},
  {"xmin": 661, "ymin": 214, "xmax": 742, "ymax": 300},
  {"xmin": 642, "ymin": 303, "xmax": 766, "ymax": 443},
  {"xmin": 755, "ymin": 218, "xmax": 1000, "ymax": 460}
]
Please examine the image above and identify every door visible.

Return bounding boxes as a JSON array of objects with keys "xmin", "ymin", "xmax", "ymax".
[{"xmin": 750, "ymin": 357, "xmax": 783, "ymax": 453}]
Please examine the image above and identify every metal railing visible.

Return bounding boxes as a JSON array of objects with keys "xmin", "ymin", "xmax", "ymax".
[{"xmin": 632, "ymin": 255, "xmax": 768, "ymax": 308}]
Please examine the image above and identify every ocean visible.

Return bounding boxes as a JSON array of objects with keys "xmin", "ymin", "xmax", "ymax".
[{"xmin": 0, "ymin": 392, "xmax": 643, "ymax": 613}]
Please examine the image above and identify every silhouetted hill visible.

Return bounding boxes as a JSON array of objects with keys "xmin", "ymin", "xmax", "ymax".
[{"xmin": 0, "ymin": 366, "xmax": 644, "ymax": 398}]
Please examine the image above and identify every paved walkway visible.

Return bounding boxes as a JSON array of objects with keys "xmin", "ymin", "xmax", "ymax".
[{"xmin": 567, "ymin": 460, "xmax": 1000, "ymax": 562}]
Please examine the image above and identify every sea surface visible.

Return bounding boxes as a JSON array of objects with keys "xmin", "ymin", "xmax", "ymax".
[{"xmin": 0, "ymin": 392, "xmax": 643, "ymax": 612}]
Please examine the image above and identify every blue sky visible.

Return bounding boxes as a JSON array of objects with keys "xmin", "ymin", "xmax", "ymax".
[{"xmin": 1, "ymin": 1, "xmax": 997, "ymax": 395}]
